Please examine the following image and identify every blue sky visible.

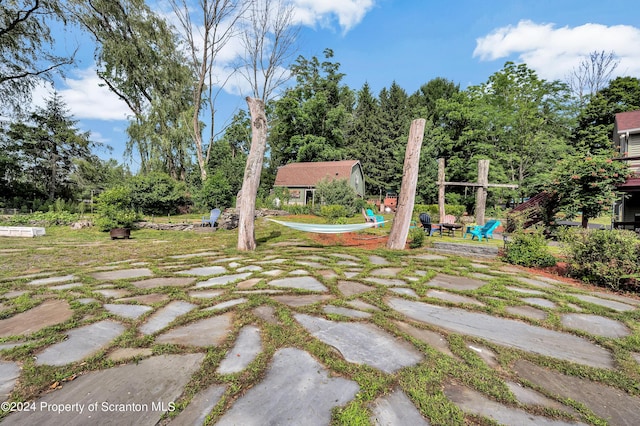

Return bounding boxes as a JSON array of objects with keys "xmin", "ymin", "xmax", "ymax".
[{"xmin": 39, "ymin": 0, "xmax": 640, "ymax": 169}]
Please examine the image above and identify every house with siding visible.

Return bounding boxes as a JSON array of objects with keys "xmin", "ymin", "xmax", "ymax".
[
  {"xmin": 613, "ymin": 110, "xmax": 640, "ymax": 229},
  {"xmin": 273, "ymin": 160, "xmax": 365, "ymax": 205}
]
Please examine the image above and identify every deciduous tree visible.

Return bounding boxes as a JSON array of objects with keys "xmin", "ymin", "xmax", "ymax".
[{"xmin": 0, "ymin": 0, "xmax": 74, "ymax": 116}]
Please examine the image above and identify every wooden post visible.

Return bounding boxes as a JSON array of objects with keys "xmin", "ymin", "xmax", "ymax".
[
  {"xmin": 237, "ymin": 97, "xmax": 268, "ymax": 251},
  {"xmin": 387, "ymin": 119, "xmax": 426, "ymax": 249},
  {"xmin": 475, "ymin": 159, "xmax": 489, "ymax": 225},
  {"xmin": 438, "ymin": 158, "xmax": 445, "ymax": 222}
]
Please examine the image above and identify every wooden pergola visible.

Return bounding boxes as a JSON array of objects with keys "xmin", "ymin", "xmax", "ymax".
[{"xmin": 437, "ymin": 158, "xmax": 518, "ymax": 225}]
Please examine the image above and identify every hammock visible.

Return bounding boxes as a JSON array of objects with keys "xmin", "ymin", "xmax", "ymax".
[{"xmin": 268, "ymin": 218, "xmax": 388, "ymax": 234}]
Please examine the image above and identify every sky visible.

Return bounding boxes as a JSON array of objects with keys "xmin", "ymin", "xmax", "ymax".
[{"xmin": 38, "ymin": 0, "xmax": 640, "ymax": 170}]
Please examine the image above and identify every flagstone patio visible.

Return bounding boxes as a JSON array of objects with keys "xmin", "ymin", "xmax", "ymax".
[{"xmin": 0, "ymin": 240, "xmax": 639, "ymax": 425}]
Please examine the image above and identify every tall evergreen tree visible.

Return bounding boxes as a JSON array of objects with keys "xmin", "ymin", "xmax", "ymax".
[
  {"xmin": 6, "ymin": 92, "xmax": 97, "ymax": 201},
  {"xmin": 347, "ymin": 83, "xmax": 385, "ymax": 196},
  {"xmin": 378, "ymin": 82, "xmax": 411, "ymax": 193},
  {"xmin": 269, "ymin": 49, "xmax": 355, "ymax": 167}
]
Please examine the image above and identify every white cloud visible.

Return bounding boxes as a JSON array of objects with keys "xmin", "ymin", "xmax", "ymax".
[
  {"xmin": 292, "ymin": 0, "xmax": 376, "ymax": 34},
  {"xmin": 474, "ymin": 20, "xmax": 640, "ymax": 80},
  {"xmin": 58, "ymin": 68, "xmax": 131, "ymax": 121}
]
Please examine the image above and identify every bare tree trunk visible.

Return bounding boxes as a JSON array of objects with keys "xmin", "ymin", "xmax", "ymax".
[
  {"xmin": 475, "ymin": 159, "xmax": 489, "ymax": 225},
  {"xmin": 237, "ymin": 97, "xmax": 267, "ymax": 251},
  {"xmin": 438, "ymin": 158, "xmax": 446, "ymax": 222},
  {"xmin": 387, "ymin": 119, "xmax": 426, "ymax": 249}
]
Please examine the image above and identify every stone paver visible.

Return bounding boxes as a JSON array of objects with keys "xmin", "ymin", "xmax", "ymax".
[
  {"xmin": 324, "ymin": 305, "xmax": 372, "ymax": 319},
  {"xmin": 522, "ymin": 297, "xmax": 557, "ymax": 308},
  {"xmin": 156, "ymin": 313, "xmax": 233, "ymax": 347},
  {"xmin": 387, "ymin": 297, "xmax": 615, "ymax": 369},
  {"xmin": 35, "ymin": 320, "xmax": 126, "ymax": 366},
  {"xmin": 3, "ymin": 354, "xmax": 204, "ymax": 426},
  {"xmin": 217, "ymin": 325, "xmax": 262, "ymax": 374},
  {"xmin": 561, "ymin": 313, "xmax": 631, "ymax": 338},
  {"xmin": 215, "ymin": 348, "xmax": 359, "ymax": 426},
  {"xmin": 204, "ymin": 298, "xmax": 247, "ymax": 311},
  {"xmin": 176, "ymin": 265, "xmax": 226, "ymax": 276},
  {"xmin": 27, "ymin": 274, "xmax": 76, "ymax": 286},
  {"xmin": 91, "ymin": 268, "xmax": 153, "ymax": 280},
  {"xmin": 571, "ymin": 294, "xmax": 637, "ymax": 312},
  {"xmin": 514, "ymin": 359, "xmax": 640, "ymax": 426},
  {"xmin": 295, "ymin": 314, "xmax": 423, "ymax": 373},
  {"xmin": 131, "ymin": 277, "xmax": 195, "ymax": 289},
  {"xmin": 139, "ymin": 301, "xmax": 197, "ymax": 335},
  {"xmin": 0, "ymin": 299, "xmax": 73, "ymax": 337},
  {"xmin": 426, "ymin": 289, "xmax": 485, "ymax": 306},
  {"xmin": 170, "ymin": 384, "xmax": 227, "ymax": 425},
  {"xmin": 0, "ymin": 361, "xmax": 20, "ymax": 401},
  {"xmin": 443, "ymin": 382, "xmax": 585, "ymax": 425},
  {"xmin": 370, "ymin": 388, "xmax": 429, "ymax": 425},
  {"xmin": 428, "ymin": 274, "xmax": 486, "ymax": 290},
  {"xmin": 505, "ymin": 305, "xmax": 548, "ymax": 320},
  {"xmin": 195, "ymin": 272, "xmax": 253, "ymax": 288},
  {"xmin": 104, "ymin": 303, "xmax": 152, "ymax": 319},
  {"xmin": 268, "ymin": 276, "xmax": 328, "ymax": 292},
  {"xmin": 393, "ymin": 321, "xmax": 454, "ymax": 357},
  {"xmin": 108, "ymin": 348, "xmax": 153, "ymax": 361}
]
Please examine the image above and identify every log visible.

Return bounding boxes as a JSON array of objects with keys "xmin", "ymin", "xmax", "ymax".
[
  {"xmin": 438, "ymin": 158, "xmax": 446, "ymax": 222},
  {"xmin": 475, "ymin": 159, "xmax": 489, "ymax": 225},
  {"xmin": 237, "ymin": 97, "xmax": 268, "ymax": 251},
  {"xmin": 387, "ymin": 119, "xmax": 426, "ymax": 249}
]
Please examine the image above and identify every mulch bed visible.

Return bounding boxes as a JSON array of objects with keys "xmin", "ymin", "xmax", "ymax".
[{"xmin": 309, "ymin": 232, "xmax": 391, "ymax": 250}]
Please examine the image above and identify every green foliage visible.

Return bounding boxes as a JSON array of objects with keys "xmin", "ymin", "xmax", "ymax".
[
  {"xmin": 502, "ymin": 229, "xmax": 557, "ymax": 267},
  {"xmin": 573, "ymin": 76, "xmax": 640, "ymax": 153},
  {"xmin": 281, "ymin": 204, "xmax": 312, "ymax": 215},
  {"xmin": 546, "ymin": 154, "xmax": 629, "ymax": 226},
  {"xmin": 0, "ymin": 0, "xmax": 70, "ymax": 115},
  {"xmin": 561, "ymin": 228, "xmax": 640, "ymax": 290},
  {"xmin": 195, "ymin": 170, "xmax": 233, "ymax": 211},
  {"xmin": 128, "ymin": 172, "xmax": 189, "ymax": 215},
  {"xmin": 70, "ymin": 0, "xmax": 195, "ymax": 178},
  {"xmin": 315, "ymin": 178, "xmax": 358, "ymax": 214},
  {"xmin": 413, "ymin": 204, "xmax": 466, "ymax": 220},
  {"xmin": 4, "ymin": 92, "xmax": 97, "ymax": 204},
  {"xmin": 269, "ymin": 49, "xmax": 354, "ymax": 168},
  {"xmin": 408, "ymin": 227, "xmax": 425, "ymax": 248},
  {"xmin": 94, "ymin": 186, "xmax": 141, "ymax": 231},
  {"xmin": 2, "ymin": 211, "xmax": 80, "ymax": 226},
  {"xmin": 319, "ymin": 205, "xmax": 348, "ymax": 223}
]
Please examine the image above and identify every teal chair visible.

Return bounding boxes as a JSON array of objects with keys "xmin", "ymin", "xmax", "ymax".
[
  {"xmin": 365, "ymin": 208, "xmax": 385, "ymax": 227},
  {"xmin": 464, "ymin": 220, "xmax": 501, "ymax": 241}
]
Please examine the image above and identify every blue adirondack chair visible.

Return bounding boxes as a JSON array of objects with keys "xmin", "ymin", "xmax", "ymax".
[
  {"xmin": 202, "ymin": 208, "xmax": 221, "ymax": 227},
  {"xmin": 365, "ymin": 208, "xmax": 385, "ymax": 227},
  {"xmin": 464, "ymin": 220, "xmax": 501, "ymax": 241}
]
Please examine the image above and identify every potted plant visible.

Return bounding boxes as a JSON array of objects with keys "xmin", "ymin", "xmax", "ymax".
[{"xmin": 94, "ymin": 186, "xmax": 141, "ymax": 239}]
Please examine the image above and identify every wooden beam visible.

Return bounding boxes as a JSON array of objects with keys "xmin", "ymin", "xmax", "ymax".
[
  {"xmin": 475, "ymin": 159, "xmax": 489, "ymax": 225},
  {"xmin": 438, "ymin": 158, "xmax": 446, "ymax": 222},
  {"xmin": 444, "ymin": 182, "xmax": 518, "ymax": 189},
  {"xmin": 387, "ymin": 119, "xmax": 425, "ymax": 249}
]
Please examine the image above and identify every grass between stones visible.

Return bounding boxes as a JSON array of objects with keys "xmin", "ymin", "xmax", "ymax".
[{"xmin": 0, "ymin": 220, "xmax": 639, "ymax": 425}]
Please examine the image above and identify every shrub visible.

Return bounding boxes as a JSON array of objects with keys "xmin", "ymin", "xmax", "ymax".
[
  {"xmin": 94, "ymin": 186, "xmax": 141, "ymax": 231},
  {"xmin": 408, "ymin": 227, "xmax": 425, "ymax": 248},
  {"xmin": 128, "ymin": 172, "xmax": 190, "ymax": 215},
  {"xmin": 561, "ymin": 228, "xmax": 640, "ymax": 291},
  {"xmin": 196, "ymin": 170, "xmax": 233, "ymax": 211},
  {"xmin": 315, "ymin": 178, "xmax": 358, "ymax": 215},
  {"xmin": 320, "ymin": 205, "xmax": 349, "ymax": 223},
  {"xmin": 502, "ymin": 229, "xmax": 556, "ymax": 267}
]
